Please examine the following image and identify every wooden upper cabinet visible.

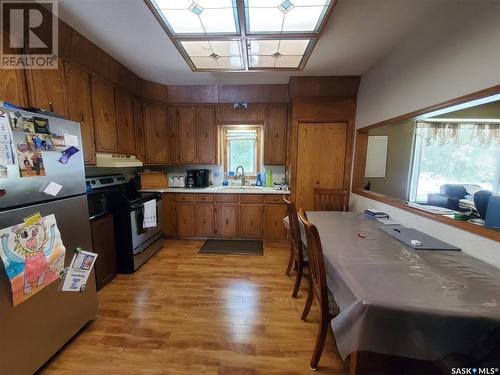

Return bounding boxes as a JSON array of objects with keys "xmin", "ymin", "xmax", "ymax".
[
  {"xmin": 168, "ymin": 106, "xmax": 180, "ymax": 164},
  {"xmin": 143, "ymin": 102, "xmax": 170, "ymax": 164},
  {"xmin": 196, "ymin": 106, "xmax": 217, "ymax": 164},
  {"xmin": 0, "ymin": 69, "xmax": 28, "ymax": 107},
  {"xmin": 26, "ymin": 62, "xmax": 67, "ymax": 117},
  {"xmin": 64, "ymin": 62, "xmax": 95, "ymax": 165},
  {"xmin": 133, "ymin": 98, "xmax": 145, "ymax": 162},
  {"xmin": 91, "ymin": 76, "xmax": 117, "ymax": 153},
  {"xmin": 115, "ymin": 89, "xmax": 136, "ymax": 155},
  {"xmin": 265, "ymin": 106, "xmax": 288, "ymax": 165},
  {"xmin": 178, "ymin": 106, "xmax": 196, "ymax": 164}
]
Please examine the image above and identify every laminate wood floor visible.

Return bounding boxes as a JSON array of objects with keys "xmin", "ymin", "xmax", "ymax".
[{"xmin": 40, "ymin": 240, "xmax": 348, "ymax": 374}]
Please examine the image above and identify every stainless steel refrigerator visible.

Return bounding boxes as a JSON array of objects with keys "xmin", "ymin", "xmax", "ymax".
[{"xmin": 0, "ymin": 106, "xmax": 97, "ymax": 374}]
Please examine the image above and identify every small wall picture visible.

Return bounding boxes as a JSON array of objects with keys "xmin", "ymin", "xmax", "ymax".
[
  {"xmin": 9, "ymin": 112, "xmax": 22, "ymax": 131},
  {"xmin": 26, "ymin": 133, "xmax": 55, "ymax": 151},
  {"xmin": 51, "ymin": 135, "xmax": 65, "ymax": 149},
  {"xmin": 16, "ymin": 144, "xmax": 45, "ymax": 177}
]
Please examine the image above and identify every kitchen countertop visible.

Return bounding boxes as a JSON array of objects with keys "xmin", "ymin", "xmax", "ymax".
[{"xmin": 141, "ymin": 186, "xmax": 291, "ymax": 195}]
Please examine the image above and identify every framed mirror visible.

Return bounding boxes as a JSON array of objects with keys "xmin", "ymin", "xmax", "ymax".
[{"xmin": 353, "ymin": 86, "xmax": 500, "ymax": 241}]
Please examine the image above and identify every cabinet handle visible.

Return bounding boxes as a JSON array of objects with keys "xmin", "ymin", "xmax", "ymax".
[
  {"xmin": 80, "ymin": 112, "xmax": 84, "ymax": 122},
  {"xmin": 104, "ymin": 112, "xmax": 109, "ymax": 121},
  {"xmin": 226, "ymin": 219, "xmax": 229, "ymax": 225},
  {"xmin": 316, "ymin": 181, "xmax": 320, "ymax": 185},
  {"xmin": 49, "ymin": 102, "xmax": 54, "ymax": 112},
  {"xmin": 205, "ymin": 132, "xmax": 208, "ymax": 138},
  {"xmin": 203, "ymin": 219, "xmax": 206, "ymax": 224}
]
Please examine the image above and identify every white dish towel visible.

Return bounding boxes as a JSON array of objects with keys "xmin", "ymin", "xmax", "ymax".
[{"xmin": 143, "ymin": 199, "xmax": 157, "ymax": 228}]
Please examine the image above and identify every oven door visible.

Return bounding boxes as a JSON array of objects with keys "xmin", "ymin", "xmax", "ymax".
[{"xmin": 129, "ymin": 198, "xmax": 162, "ymax": 253}]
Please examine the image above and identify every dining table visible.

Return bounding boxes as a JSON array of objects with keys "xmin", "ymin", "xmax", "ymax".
[{"xmin": 297, "ymin": 211, "xmax": 500, "ymax": 365}]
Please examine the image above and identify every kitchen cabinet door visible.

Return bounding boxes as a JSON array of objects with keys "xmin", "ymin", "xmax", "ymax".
[
  {"xmin": 169, "ymin": 106, "xmax": 180, "ymax": 164},
  {"xmin": 216, "ymin": 204, "xmax": 239, "ymax": 238},
  {"xmin": 133, "ymin": 98, "xmax": 145, "ymax": 162},
  {"xmin": 161, "ymin": 193, "xmax": 176, "ymax": 237},
  {"xmin": 265, "ymin": 105, "xmax": 287, "ymax": 165},
  {"xmin": 178, "ymin": 106, "xmax": 196, "ymax": 164},
  {"xmin": 0, "ymin": 69, "xmax": 28, "ymax": 107},
  {"xmin": 90, "ymin": 214, "xmax": 116, "ymax": 291},
  {"xmin": 240, "ymin": 204, "xmax": 263, "ymax": 238},
  {"xmin": 176, "ymin": 202, "xmax": 195, "ymax": 237},
  {"xmin": 26, "ymin": 62, "xmax": 67, "ymax": 117},
  {"xmin": 143, "ymin": 102, "xmax": 170, "ymax": 164},
  {"xmin": 64, "ymin": 62, "xmax": 95, "ymax": 165},
  {"xmin": 91, "ymin": 76, "xmax": 117, "ymax": 153},
  {"xmin": 195, "ymin": 204, "xmax": 214, "ymax": 237},
  {"xmin": 115, "ymin": 89, "xmax": 136, "ymax": 155},
  {"xmin": 263, "ymin": 204, "xmax": 287, "ymax": 239},
  {"xmin": 196, "ymin": 106, "xmax": 217, "ymax": 164}
]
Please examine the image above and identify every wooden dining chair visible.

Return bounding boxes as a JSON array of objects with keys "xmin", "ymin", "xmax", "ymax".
[
  {"xmin": 283, "ymin": 196, "xmax": 309, "ymax": 299},
  {"xmin": 298, "ymin": 208, "xmax": 340, "ymax": 371},
  {"xmin": 314, "ymin": 188, "xmax": 349, "ymax": 211}
]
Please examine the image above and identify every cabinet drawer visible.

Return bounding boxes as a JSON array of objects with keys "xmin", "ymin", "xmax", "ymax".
[
  {"xmin": 215, "ymin": 194, "xmax": 239, "ymax": 203},
  {"xmin": 240, "ymin": 194, "xmax": 264, "ymax": 203},
  {"xmin": 195, "ymin": 194, "xmax": 214, "ymax": 202},
  {"xmin": 176, "ymin": 194, "xmax": 195, "ymax": 202},
  {"xmin": 265, "ymin": 195, "xmax": 284, "ymax": 204}
]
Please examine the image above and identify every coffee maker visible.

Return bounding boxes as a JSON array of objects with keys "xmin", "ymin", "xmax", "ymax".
[
  {"xmin": 185, "ymin": 170, "xmax": 195, "ymax": 188},
  {"xmin": 194, "ymin": 169, "xmax": 210, "ymax": 188}
]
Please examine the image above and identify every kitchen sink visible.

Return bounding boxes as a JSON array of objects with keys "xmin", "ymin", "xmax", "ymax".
[{"xmin": 218, "ymin": 186, "xmax": 262, "ymax": 191}]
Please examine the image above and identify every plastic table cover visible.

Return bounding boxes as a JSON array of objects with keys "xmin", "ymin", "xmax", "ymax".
[{"xmin": 305, "ymin": 211, "xmax": 500, "ymax": 361}]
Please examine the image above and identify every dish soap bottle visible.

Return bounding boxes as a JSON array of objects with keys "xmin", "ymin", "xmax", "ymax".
[
  {"xmin": 256, "ymin": 173, "xmax": 262, "ymax": 187},
  {"xmin": 266, "ymin": 169, "xmax": 273, "ymax": 187}
]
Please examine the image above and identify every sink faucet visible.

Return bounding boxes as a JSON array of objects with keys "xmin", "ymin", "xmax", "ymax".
[{"xmin": 235, "ymin": 165, "xmax": 246, "ymax": 186}]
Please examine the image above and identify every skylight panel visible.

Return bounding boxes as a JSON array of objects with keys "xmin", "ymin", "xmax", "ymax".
[
  {"xmin": 180, "ymin": 40, "xmax": 244, "ymax": 70},
  {"xmin": 248, "ymin": 39, "xmax": 311, "ymax": 69},
  {"xmin": 151, "ymin": 0, "xmax": 239, "ymax": 35},
  {"xmin": 244, "ymin": 0, "xmax": 331, "ymax": 34}
]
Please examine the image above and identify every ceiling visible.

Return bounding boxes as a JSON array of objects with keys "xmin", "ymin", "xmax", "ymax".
[{"xmin": 57, "ymin": 0, "xmax": 448, "ymax": 85}]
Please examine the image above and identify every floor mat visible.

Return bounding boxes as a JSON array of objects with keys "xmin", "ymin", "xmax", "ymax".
[{"xmin": 199, "ymin": 239, "xmax": 263, "ymax": 256}]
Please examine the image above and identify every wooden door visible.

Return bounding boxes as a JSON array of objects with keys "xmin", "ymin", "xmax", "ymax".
[
  {"xmin": 240, "ymin": 204, "xmax": 263, "ymax": 238},
  {"xmin": 178, "ymin": 106, "xmax": 196, "ymax": 164},
  {"xmin": 143, "ymin": 102, "xmax": 170, "ymax": 164},
  {"xmin": 265, "ymin": 106, "xmax": 287, "ymax": 164},
  {"xmin": 176, "ymin": 203, "xmax": 195, "ymax": 237},
  {"xmin": 196, "ymin": 106, "xmax": 217, "ymax": 164},
  {"xmin": 90, "ymin": 214, "xmax": 116, "ymax": 291},
  {"xmin": 26, "ymin": 63, "xmax": 67, "ymax": 116},
  {"xmin": 64, "ymin": 62, "xmax": 96, "ymax": 165},
  {"xmin": 91, "ymin": 77, "xmax": 117, "ymax": 152},
  {"xmin": 133, "ymin": 98, "xmax": 145, "ymax": 162},
  {"xmin": 263, "ymin": 204, "xmax": 287, "ymax": 239},
  {"xmin": 115, "ymin": 90, "xmax": 136, "ymax": 155},
  {"xmin": 295, "ymin": 123, "xmax": 348, "ymax": 211},
  {"xmin": 195, "ymin": 204, "xmax": 214, "ymax": 237},
  {"xmin": 161, "ymin": 193, "xmax": 176, "ymax": 237},
  {"xmin": 216, "ymin": 204, "xmax": 239, "ymax": 238}
]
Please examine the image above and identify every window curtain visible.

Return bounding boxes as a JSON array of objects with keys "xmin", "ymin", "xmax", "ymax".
[{"xmin": 416, "ymin": 121, "xmax": 500, "ymax": 148}]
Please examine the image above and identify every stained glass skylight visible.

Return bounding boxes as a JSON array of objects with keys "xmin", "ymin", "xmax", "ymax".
[
  {"xmin": 145, "ymin": 0, "xmax": 334, "ymax": 71},
  {"xmin": 180, "ymin": 40, "xmax": 244, "ymax": 70},
  {"xmin": 244, "ymin": 0, "xmax": 331, "ymax": 34},
  {"xmin": 248, "ymin": 39, "xmax": 312, "ymax": 69},
  {"xmin": 151, "ymin": 0, "xmax": 239, "ymax": 35}
]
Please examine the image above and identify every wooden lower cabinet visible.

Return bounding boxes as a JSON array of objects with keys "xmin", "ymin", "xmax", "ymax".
[
  {"xmin": 216, "ymin": 204, "xmax": 239, "ymax": 238},
  {"xmin": 240, "ymin": 204, "xmax": 263, "ymax": 238},
  {"xmin": 195, "ymin": 204, "xmax": 214, "ymax": 237},
  {"xmin": 164, "ymin": 194, "xmax": 287, "ymax": 239},
  {"xmin": 90, "ymin": 214, "xmax": 116, "ymax": 291},
  {"xmin": 176, "ymin": 202, "xmax": 195, "ymax": 237},
  {"xmin": 263, "ymin": 204, "xmax": 287, "ymax": 239}
]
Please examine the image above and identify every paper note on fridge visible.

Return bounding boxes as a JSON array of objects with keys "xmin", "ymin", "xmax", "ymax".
[
  {"xmin": 42, "ymin": 181, "xmax": 63, "ymax": 197},
  {"xmin": 62, "ymin": 250, "xmax": 98, "ymax": 292},
  {"xmin": 63, "ymin": 133, "xmax": 79, "ymax": 147}
]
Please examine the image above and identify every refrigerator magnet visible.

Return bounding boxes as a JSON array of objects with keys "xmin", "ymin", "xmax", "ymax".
[
  {"xmin": 59, "ymin": 146, "xmax": 79, "ymax": 164},
  {"xmin": 42, "ymin": 181, "xmax": 63, "ymax": 197},
  {"xmin": 33, "ymin": 117, "xmax": 49, "ymax": 134}
]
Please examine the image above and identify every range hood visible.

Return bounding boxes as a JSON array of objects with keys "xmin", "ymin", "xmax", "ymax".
[{"xmin": 96, "ymin": 153, "xmax": 143, "ymax": 168}]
